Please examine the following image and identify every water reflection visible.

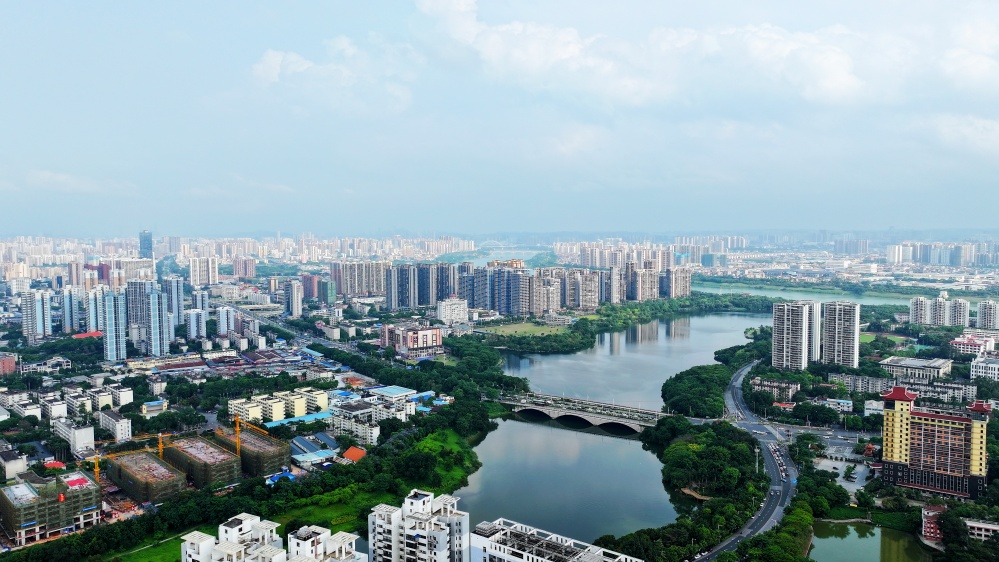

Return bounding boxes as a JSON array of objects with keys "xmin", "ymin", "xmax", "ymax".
[
  {"xmin": 455, "ymin": 418, "xmax": 679, "ymax": 542},
  {"xmin": 809, "ymin": 522, "xmax": 932, "ymax": 562}
]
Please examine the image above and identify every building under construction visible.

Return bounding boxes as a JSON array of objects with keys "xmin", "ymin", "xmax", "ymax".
[
  {"xmin": 0, "ymin": 471, "xmax": 101, "ymax": 546},
  {"xmin": 107, "ymin": 452, "xmax": 186, "ymax": 503},
  {"xmin": 164, "ymin": 437, "xmax": 240, "ymax": 488},
  {"xmin": 215, "ymin": 428, "xmax": 291, "ymax": 477}
]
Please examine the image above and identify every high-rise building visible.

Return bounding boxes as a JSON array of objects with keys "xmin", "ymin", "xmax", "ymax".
[
  {"xmin": 188, "ymin": 257, "xmax": 219, "ymax": 287},
  {"xmin": 930, "ymin": 297, "xmax": 950, "ymax": 326},
  {"xmin": 301, "ymin": 274, "xmax": 320, "ymax": 300},
  {"xmin": 85, "ymin": 286, "xmax": 109, "ymax": 332},
  {"xmin": 62, "ymin": 286, "xmax": 83, "ymax": 334},
  {"xmin": 330, "ymin": 261, "xmax": 389, "ymax": 297},
  {"xmin": 436, "ymin": 263, "xmax": 458, "ymax": 301},
  {"xmin": 979, "ymin": 300, "xmax": 999, "ymax": 330},
  {"xmin": 126, "ymin": 279, "xmax": 158, "ymax": 335},
  {"xmin": 139, "ymin": 230, "xmax": 154, "ymax": 259},
  {"xmin": 417, "ymin": 263, "xmax": 438, "ymax": 306},
  {"xmin": 103, "ymin": 289, "xmax": 128, "ymax": 362},
  {"xmin": 21, "ymin": 290, "xmax": 53, "ymax": 346},
  {"xmin": 318, "ymin": 278, "xmax": 337, "ymax": 305},
  {"xmin": 436, "ymin": 297, "xmax": 468, "ymax": 326},
  {"xmin": 659, "ymin": 267, "xmax": 692, "ymax": 299},
  {"xmin": 66, "ymin": 261, "xmax": 85, "ymax": 287},
  {"xmin": 192, "ymin": 290, "xmax": 209, "ymax": 312},
  {"xmin": 162, "ymin": 276, "xmax": 184, "ymax": 329},
  {"xmin": 880, "ymin": 387, "xmax": 991, "ymax": 499},
  {"xmin": 950, "ymin": 299, "xmax": 970, "ymax": 328},
  {"xmin": 284, "ymin": 280, "xmax": 303, "ymax": 319},
  {"xmin": 232, "ymin": 256, "xmax": 257, "ymax": 279},
  {"xmin": 368, "ymin": 490, "xmax": 469, "ymax": 562},
  {"xmin": 385, "ymin": 265, "xmax": 419, "ymax": 311},
  {"xmin": 143, "ymin": 290, "xmax": 172, "ymax": 357},
  {"xmin": 186, "ymin": 309, "xmax": 207, "ymax": 340},
  {"xmin": 216, "ymin": 306, "xmax": 237, "ymax": 337},
  {"xmin": 821, "ymin": 301, "xmax": 860, "ymax": 369},
  {"xmin": 910, "ymin": 297, "xmax": 931, "ymax": 325},
  {"xmin": 772, "ymin": 301, "xmax": 821, "ymax": 371}
]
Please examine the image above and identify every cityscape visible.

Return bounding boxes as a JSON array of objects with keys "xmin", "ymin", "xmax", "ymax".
[{"xmin": 3, "ymin": 3, "xmax": 999, "ymax": 562}]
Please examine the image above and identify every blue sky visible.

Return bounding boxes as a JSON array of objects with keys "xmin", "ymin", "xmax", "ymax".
[{"xmin": 2, "ymin": 1, "xmax": 998, "ymax": 236}]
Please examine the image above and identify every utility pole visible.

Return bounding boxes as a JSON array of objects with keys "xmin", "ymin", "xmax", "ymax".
[{"xmin": 755, "ymin": 446, "xmax": 760, "ymax": 474}]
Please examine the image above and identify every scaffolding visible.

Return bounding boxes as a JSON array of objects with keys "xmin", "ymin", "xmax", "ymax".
[
  {"xmin": 163, "ymin": 438, "xmax": 240, "ymax": 488},
  {"xmin": 107, "ymin": 452, "xmax": 185, "ymax": 503},
  {"xmin": 214, "ymin": 429, "xmax": 290, "ymax": 477},
  {"xmin": 0, "ymin": 472, "xmax": 101, "ymax": 546}
]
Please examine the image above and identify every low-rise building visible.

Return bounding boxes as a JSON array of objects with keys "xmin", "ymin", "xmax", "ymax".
[
  {"xmin": 63, "ymin": 392, "xmax": 92, "ymax": 416},
  {"xmin": 105, "ymin": 383, "xmax": 134, "ymax": 407},
  {"xmin": 86, "ymin": 388, "xmax": 113, "ymax": 411},
  {"xmin": 0, "ymin": 450, "xmax": 28, "ymax": 480},
  {"xmin": 878, "ymin": 357, "xmax": 952, "ymax": 381},
  {"xmin": 17, "ymin": 356, "xmax": 71, "ymax": 374},
  {"xmin": 294, "ymin": 387, "xmax": 329, "ymax": 413},
  {"xmin": 329, "ymin": 416, "xmax": 380, "ymax": 446},
  {"xmin": 140, "ymin": 399, "xmax": 169, "ymax": 419},
  {"xmin": 51, "ymin": 418, "xmax": 95, "ymax": 454},
  {"xmin": 228, "ymin": 398, "xmax": 264, "ymax": 422},
  {"xmin": 864, "ymin": 400, "xmax": 884, "ymax": 417},
  {"xmin": 971, "ymin": 357, "xmax": 999, "ymax": 382},
  {"xmin": 97, "ymin": 410, "xmax": 132, "ymax": 443},
  {"xmin": 272, "ymin": 391, "xmax": 307, "ymax": 418},
  {"xmin": 749, "ymin": 377, "xmax": 801, "ymax": 402},
  {"xmin": 829, "ymin": 373, "xmax": 894, "ymax": 394},
  {"xmin": 181, "ymin": 512, "xmax": 284, "ymax": 562},
  {"xmin": 470, "ymin": 519, "xmax": 642, "ymax": 562},
  {"xmin": 821, "ymin": 398, "xmax": 854, "ymax": 414},
  {"xmin": 0, "ymin": 471, "xmax": 100, "ymax": 546},
  {"xmin": 40, "ymin": 399, "xmax": 67, "ymax": 420},
  {"xmin": 11, "ymin": 401, "xmax": 41, "ymax": 420},
  {"xmin": 897, "ymin": 379, "xmax": 977, "ymax": 403},
  {"xmin": 950, "ymin": 335, "xmax": 995, "ymax": 357},
  {"xmin": 0, "ymin": 353, "xmax": 16, "ymax": 376},
  {"xmin": 369, "ymin": 490, "xmax": 469, "ymax": 562}
]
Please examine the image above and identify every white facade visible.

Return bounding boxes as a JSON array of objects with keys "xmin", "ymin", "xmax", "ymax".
[
  {"xmin": 369, "ymin": 490, "xmax": 469, "ymax": 562},
  {"xmin": 103, "ymin": 289, "xmax": 128, "ymax": 362},
  {"xmin": 978, "ymin": 300, "xmax": 999, "ymax": 330},
  {"xmin": 285, "ymin": 280, "xmax": 303, "ymax": 319},
  {"xmin": 971, "ymin": 357, "xmax": 999, "ymax": 382},
  {"xmin": 187, "ymin": 309, "xmax": 208, "ymax": 340},
  {"xmin": 288, "ymin": 526, "xmax": 367, "ymax": 562},
  {"xmin": 469, "ymin": 520, "xmax": 641, "ymax": 562},
  {"xmin": 189, "ymin": 257, "xmax": 219, "ymax": 287},
  {"xmin": 436, "ymin": 298, "xmax": 469, "ymax": 326},
  {"xmin": 181, "ymin": 513, "xmax": 283, "ymax": 562},
  {"xmin": 821, "ymin": 301, "xmax": 860, "ymax": 369},
  {"xmin": 106, "ymin": 383, "xmax": 134, "ymax": 407},
  {"xmin": 951, "ymin": 335, "xmax": 995, "ymax": 357},
  {"xmin": 97, "ymin": 410, "xmax": 132, "ymax": 443},
  {"xmin": 217, "ymin": 306, "xmax": 237, "ymax": 337},
  {"xmin": 864, "ymin": 400, "xmax": 884, "ymax": 417},
  {"xmin": 950, "ymin": 299, "xmax": 971, "ymax": 327},
  {"xmin": 772, "ymin": 301, "xmax": 820, "ymax": 370},
  {"xmin": 52, "ymin": 418, "xmax": 95, "ymax": 453}
]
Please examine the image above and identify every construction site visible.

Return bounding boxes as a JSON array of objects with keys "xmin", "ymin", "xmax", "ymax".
[
  {"xmin": 215, "ymin": 428, "xmax": 291, "ymax": 477},
  {"xmin": 107, "ymin": 452, "xmax": 186, "ymax": 503},
  {"xmin": 0, "ymin": 471, "xmax": 101, "ymax": 546},
  {"xmin": 163, "ymin": 437, "xmax": 240, "ymax": 488}
]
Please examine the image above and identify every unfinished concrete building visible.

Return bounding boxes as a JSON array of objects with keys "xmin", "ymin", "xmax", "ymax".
[
  {"xmin": 215, "ymin": 429, "xmax": 291, "ymax": 477},
  {"xmin": 0, "ymin": 471, "xmax": 101, "ymax": 546},
  {"xmin": 164, "ymin": 437, "xmax": 240, "ymax": 488},
  {"xmin": 107, "ymin": 452, "xmax": 186, "ymax": 503}
]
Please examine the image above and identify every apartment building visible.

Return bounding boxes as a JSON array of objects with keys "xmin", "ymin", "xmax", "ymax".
[
  {"xmin": 821, "ymin": 301, "xmax": 860, "ymax": 369},
  {"xmin": 772, "ymin": 301, "xmax": 821, "ymax": 370},
  {"xmin": 971, "ymin": 357, "xmax": 999, "ymax": 382},
  {"xmin": 951, "ymin": 335, "xmax": 995, "ymax": 357},
  {"xmin": 97, "ymin": 410, "xmax": 132, "ymax": 443},
  {"xmin": 369, "ymin": 490, "xmax": 469, "ymax": 562},
  {"xmin": 749, "ymin": 378, "xmax": 801, "ymax": 402},
  {"xmin": 881, "ymin": 387, "xmax": 991, "ymax": 499},
  {"xmin": 470, "ymin": 519, "xmax": 642, "ymax": 562},
  {"xmin": 181, "ymin": 512, "xmax": 283, "ymax": 562}
]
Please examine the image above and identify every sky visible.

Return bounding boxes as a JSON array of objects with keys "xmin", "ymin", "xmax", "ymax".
[{"xmin": 2, "ymin": 1, "xmax": 999, "ymax": 237}]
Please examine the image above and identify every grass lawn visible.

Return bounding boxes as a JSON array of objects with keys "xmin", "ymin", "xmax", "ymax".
[
  {"xmin": 118, "ymin": 523, "xmax": 216, "ymax": 562},
  {"xmin": 480, "ymin": 322, "xmax": 566, "ymax": 336},
  {"xmin": 859, "ymin": 333, "xmax": 908, "ymax": 343},
  {"xmin": 434, "ymin": 355, "xmax": 459, "ymax": 366}
]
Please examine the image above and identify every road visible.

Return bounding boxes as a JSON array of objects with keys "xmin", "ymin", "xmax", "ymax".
[{"xmin": 701, "ymin": 361, "xmax": 800, "ymax": 560}]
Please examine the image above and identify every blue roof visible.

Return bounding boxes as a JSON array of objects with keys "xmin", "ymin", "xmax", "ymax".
[
  {"xmin": 290, "ymin": 437, "xmax": 320, "ymax": 456},
  {"xmin": 369, "ymin": 385, "xmax": 416, "ymax": 398},
  {"xmin": 292, "ymin": 450, "xmax": 338, "ymax": 464},
  {"xmin": 409, "ymin": 391, "xmax": 436, "ymax": 402},
  {"xmin": 334, "ymin": 390, "xmax": 354, "ymax": 397},
  {"xmin": 300, "ymin": 348, "xmax": 323, "ymax": 358},
  {"xmin": 144, "ymin": 400, "xmax": 165, "ymax": 406},
  {"xmin": 263, "ymin": 411, "xmax": 332, "ymax": 428},
  {"xmin": 266, "ymin": 471, "xmax": 296, "ymax": 485},
  {"xmin": 416, "ymin": 406, "xmax": 432, "ymax": 413},
  {"xmin": 313, "ymin": 432, "xmax": 340, "ymax": 451}
]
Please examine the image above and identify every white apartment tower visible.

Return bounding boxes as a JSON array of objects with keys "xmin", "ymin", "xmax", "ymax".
[
  {"xmin": 186, "ymin": 309, "xmax": 208, "ymax": 340},
  {"xmin": 144, "ymin": 290, "xmax": 172, "ymax": 357},
  {"xmin": 162, "ymin": 275, "xmax": 184, "ymax": 329},
  {"xmin": 103, "ymin": 289, "xmax": 128, "ymax": 362},
  {"xmin": 188, "ymin": 257, "xmax": 219, "ymax": 287},
  {"xmin": 62, "ymin": 286, "xmax": 84, "ymax": 333},
  {"xmin": 979, "ymin": 300, "xmax": 999, "ymax": 330},
  {"xmin": 192, "ymin": 290, "xmax": 209, "ymax": 312},
  {"xmin": 910, "ymin": 297, "xmax": 931, "ymax": 325},
  {"xmin": 285, "ymin": 280, "xmax": 303, "ymax": 319},
  {"xmin": 436, "ymin": 297, "xmax": 469, "ymax": 326},
  {"xmin": 772, "ymin": 301, "xmax": 820, "ymax": 371},
  {"xmin": 369, "ymin": 490, "xmax": 470, "ymax": 562},
  {"xmin": 950, "ymin": 299, "xmax": 971, "ymax": 327},
  {"xmin": 821, "ymin": 301, "xmax": 860, "ymax": 369},
  {"xmin": 217, "ymin": 306, "xmax": 237, "ymax": 337},
  {"xmin": 21, "ymin": 290, "xmax": 52, "ymax": 346},
  {"xmin": 85, "ymin": 286, "xmax": 109, "ymax": 332}
]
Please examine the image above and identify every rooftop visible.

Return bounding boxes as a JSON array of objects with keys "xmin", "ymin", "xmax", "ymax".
[
  {"xmin": 2, "ymin": 483, "xmax": 37, "ymax": 506},
  {"xmin": 115, "ymin": 453, "xmax": 183, "ymax": 482},
  {"xmin": 368, "ymin": 385, "xmax": 416, "ymax": 398},
  {"xmin": 173, "ymin": 438, "xmax": 236, "ymax": 465},
  {"xmin": 879, "ymin": 356, "xmax": 952, "ymax": 368}
]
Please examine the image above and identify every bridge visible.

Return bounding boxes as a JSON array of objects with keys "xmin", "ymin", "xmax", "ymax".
[{"xmin": 496, "ymin": 393, "xmax": 670, "ymax": 433}]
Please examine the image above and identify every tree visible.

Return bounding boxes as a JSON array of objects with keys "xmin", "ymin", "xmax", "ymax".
[
  {"xmin": 16, "ymin": 444, "xmax": 37, "ymax": 456},
  {"xmin": 855, "ymin": 489, "xmax": 875, "ymax": 509}
]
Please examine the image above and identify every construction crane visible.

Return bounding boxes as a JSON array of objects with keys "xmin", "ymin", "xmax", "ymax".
[
  {"xmin": 89, "ymin": 434, "xmax": 174, "ymax": 487},
  {"xmin": 216, "ymin": 414, "xmax": 270, "ymax": 456}
]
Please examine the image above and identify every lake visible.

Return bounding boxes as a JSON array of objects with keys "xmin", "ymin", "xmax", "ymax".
[{"xmin": 809, "ymin": 521, "xmax": 933, "ymax": 562}]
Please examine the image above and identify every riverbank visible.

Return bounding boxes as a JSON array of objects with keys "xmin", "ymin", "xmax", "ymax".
[{"xmin": 694, "ymin": 278, "xmax": 994, "ymax": 301}]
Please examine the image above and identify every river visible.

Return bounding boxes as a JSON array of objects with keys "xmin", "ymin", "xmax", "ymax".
[
  {"xmin": 808, "ymin": 521, "xmax": 933, "ymax": 562},
  {"xmin": 456, "ymin": 310, "xmax": 930, "ymax": 560}
]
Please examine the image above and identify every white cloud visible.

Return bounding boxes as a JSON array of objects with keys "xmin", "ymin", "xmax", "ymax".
[
  {"xmin": 417, "ymin": 0, "xmax": 932, "ymax": 106},
  {"xmin": 933, "ymin": 114, "xmax": 999, "ymax": 155},
  {"xmin": 251, "ymin": 35, "xmax": 424, "ymax": 113}
]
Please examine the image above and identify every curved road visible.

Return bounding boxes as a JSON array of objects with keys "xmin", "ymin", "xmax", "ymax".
[{"xmin": 702, "ymin": 361, "xmax": 800, "ymax": 560}]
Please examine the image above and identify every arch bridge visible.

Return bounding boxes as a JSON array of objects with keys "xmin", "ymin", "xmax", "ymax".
[{"xmin": 496, "ymin": 393, "xmax": 670, "ymax": 433}]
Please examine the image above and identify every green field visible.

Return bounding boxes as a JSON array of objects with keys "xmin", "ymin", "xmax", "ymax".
[
  {"xmin": 119, "ymin": 524, "xmax": 216, "ymax": 562},
  {"xmin": 859, "ymin": 333, "xmax": 908, "ymax": 344},
  {"xmin": 480, "ymin": 322, "xmax": 567, "ymax": 336}
]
